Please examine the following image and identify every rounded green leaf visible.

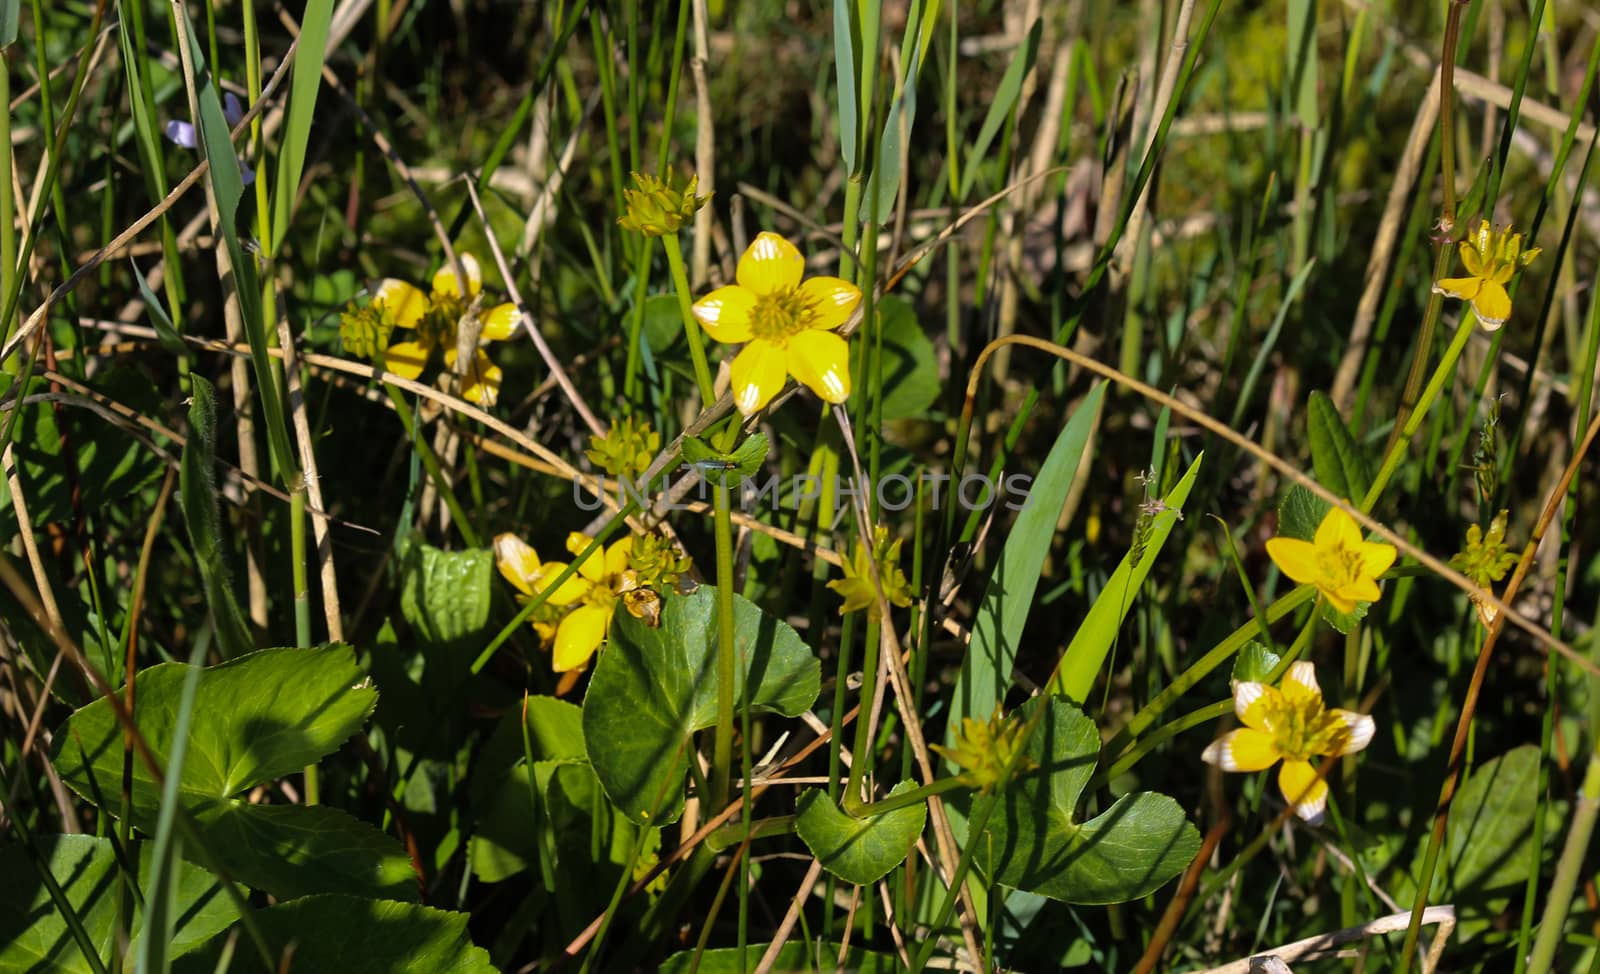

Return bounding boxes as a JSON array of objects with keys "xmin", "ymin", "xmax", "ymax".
[
  {"xmin": 173, "ymin": 895, "xmax": 495, "ymax": 974},
  {"xmin": 54, "ymin": 645, "xmax": 376, "ymax": 815},
  {"xmin": 51, "ymin": 646, "xmax": 411, "ymax": 901},
  {"xmin": 795, "ymin": 782, "xmax": 927, "ymax": 886},
  {"xmin": 973, "ymin": 699, "xmax": 1200, "ymax": 905},
  {"xmin": 877, "ymin": 296, "xmax": 939, "ymax": 421},
  {"xmin": 583, "ymin": 587, "xmax": 820, "ymax": 824},
  {"xmin": 0, "ymin": 835, "xmax": 240, "ymax": 973}
]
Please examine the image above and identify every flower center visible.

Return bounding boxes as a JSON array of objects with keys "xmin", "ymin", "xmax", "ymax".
[
  {"xmin": 1262, "ymin": 694, "xmax": 1348, "ymax": 762},
  {"xmin": 748, "ymin": 286, "xmax": 818, "ymax": 343},
  {"xmin": 586, "ymin": 584, "xmax": 618, "ymax": 613},
  {"xmin": 1315, "ymin": 542, "xmax": 1367, "ymax": 590}
]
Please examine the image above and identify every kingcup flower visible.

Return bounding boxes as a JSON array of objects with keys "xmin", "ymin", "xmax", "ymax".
[
  {"xmin": 494, "ymin": 532, "xmax": 637, "ymax": 674},
  {"xmin": 691, "ymin": 231, "xmax": 861, "ymax": 416},
  {"xmin": 379, "ymin": 253, "xmax": 520, "ymax": 407},
  {"xmin": 1266, "ymin": 506, "xmax": 1397, "ymax": 614},
  {"xmin": 1433, "ymin": 220, "xmax": 1540, "ymax": 330},
  {"xmin": 1202, "ymin": 662, "xmax": 1375, "ymax": 823}
]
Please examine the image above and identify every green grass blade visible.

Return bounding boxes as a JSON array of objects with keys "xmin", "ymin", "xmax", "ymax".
[
  {"xmin": 177, "ymin": 376, "xmax": 255, "ymax": 659},
  {"xmin": 947, "ymin": 381, "xmax": 1106, "ymax": 744},
  {"xmin": 1050, "ymin": 452, "xmax": 1203, "ymax": 703},
  {"xmin": 957, "ymin": 19, "xmax": 1040, "ymax": 201},
  {"xmin": 833, "ymin": 0, "xmax": 859, "ymax": 174},
  {"xmin": 268, "ymin": 0, "xmax": 333, "ymax": 256},
  {"xmin": 178, "ymin": 14, "xmax": 298, "ymax": 482}
]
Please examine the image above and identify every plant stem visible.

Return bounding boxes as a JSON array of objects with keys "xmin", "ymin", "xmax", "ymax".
[
  {"xmin": 1361, "ymin": 312, "xmax": 1477, "ymax": 512},
  {"xmin": 1526, "ymin": 754, "xmax": 1600, "ymax": 973},
  {"xmin": 709, "ymin": 474, "xmax": 738, "ymax": 812},
  {"xmin": 662, "ymin": 233, "xmax": 717, "ymax": 408},
  {"xmin": 383, "ymin": 383, "xmax": 480, "ymax": 548}
]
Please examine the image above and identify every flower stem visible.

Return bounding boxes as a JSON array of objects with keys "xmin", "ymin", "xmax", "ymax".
[
  {"xmin": 1526, "ymin": 751, "xmax": 1600, "ymax": 973},
  {"xmin": 290, "ymin": 483, "xmax": 318, "ymax": 804},
  {"xmin": 709, "ymin": 473, "xmax": 738, "ymax": 812},
  {"xmin": 1361, "ymin": 311, "xmax": 1477, "ymax": 512},
  {"xmin": 662, "ymin": 232, "xmax": 717, "ymax": 409},
  {"xmin": 842, "ymin": 615, "xmax": 882, "ymax": 815},
  {"xmin": 383, "ymin": 383, "xmax": 481, "ymax": 548}
]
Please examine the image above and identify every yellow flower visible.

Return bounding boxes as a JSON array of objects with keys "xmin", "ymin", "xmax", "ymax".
[
  {"xmin": 930, "ymin": 707, "xmax": 1036, "ymax": 795},
  {"xmin": 379, "ymin": 253, "xmax": 521, "ymax": 406},
  {"xmin": 691, "ymin": 231, "xmax": 861, "ymax": 416},
  {"xmin": 827, "ymin": 525, "xmax": 913, "ymax": 617},
  {"xmin": 494, "ymin": 532, "xmax": 635, "ymax": 672},
  {"xmin": 1265, "ymin": 505, "xmax": 1396, "ymax": 614},
  {"xmin": 1202, "ymin": 662, "xmax": 1375, "ymax": 823},
  {"xmin": 1432, "ymin": 220, "xmax": 1541, "ymax": 330}
]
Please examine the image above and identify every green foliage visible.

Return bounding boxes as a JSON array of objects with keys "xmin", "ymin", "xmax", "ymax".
[
  {"xmin": 583, "ymin": 587, "xmax": 819, "ymax": 824},
  {"xmin": 52, "ymin": 646, "xmax": 414, "ymax": 901},
  {"xmin": 0, "ymin": 835, "xmax": 239, "ymax": 972},
  {"xmin": 795, "ymin": 781, "xmax": 927, "ymax": 885},
  {"xmin": 949, "ymin": 382, "xmax": 1105, "ymax": 747},
  {"xmin": 399, "ymin": 542, "xmax": 493, "ymax": 647},
  {"xmin": 171, "ymin": 896, "xmax": 495, "ymax": 973},
  {"xmin": 974, "ymin": 699, "xmax": 1200, "ymax": 904}
]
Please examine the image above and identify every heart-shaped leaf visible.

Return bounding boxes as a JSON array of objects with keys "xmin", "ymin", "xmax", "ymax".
[
  {"xmin": 583, "ymin": 587, "xmax": 819, "ymax": 824},
  {"xmin": 53, "ymin": 646, "xmax": 413, "ymax": 901},
  {"xmin": 0, "ymin": 835, "xmax": 240, "ymax": 973},
  {"xmin": 974, "ymin": 699, "xmax": 1200, "ymax": 904},
  {"xmin": 795, "ymin": 781, "xmax": 927, "ymax": 886},
  {"xmin": 172, "ymin": 895, "xmax": 496, "ymax": 974}
]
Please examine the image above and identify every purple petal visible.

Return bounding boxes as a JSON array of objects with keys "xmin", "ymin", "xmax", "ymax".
[
  {"xmin": 164, "ymin": 119, "xmax": 197, "ymax": 149},
  {"xmin": 223, "ymin": 91, "xmax": 245, "ymax": 126}
]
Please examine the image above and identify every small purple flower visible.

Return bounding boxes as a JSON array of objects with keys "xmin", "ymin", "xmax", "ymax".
[{"xmin": 166, "ymin": 91, "xmax": 253, "ymax": 185}]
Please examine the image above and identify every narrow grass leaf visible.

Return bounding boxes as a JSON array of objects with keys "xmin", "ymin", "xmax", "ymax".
[
  {"xmin": 177, "ymin": 377, "xmax": 254, "ymax": 659},
  {"xmin": 948, "ymin": 381, "xmax": 1105, "ymax": 748},
  {"xmin": 833, "ymin": 0, "xmax": 859, "ymax": 174},
  {"xmin": 268, "ymin": 0, "xmax": 333, "ymax": 256},
  {"xmin": 1050, "ymin": 451, "xmax": 1202, "ymax": 703},
  {"xmin": 958, "ymin": 18, "xmax": 1040, "ymax": 201}
]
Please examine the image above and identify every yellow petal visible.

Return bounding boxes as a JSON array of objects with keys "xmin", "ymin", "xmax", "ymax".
[
  {"xmin": 604, "ymin": 537, "xmax": 633, "ymax": 579},
  {"xmin": 730, "ymin": 339, "xmax": 788, "ymax": 415},
  {"xmin": 1233, "ymin": 681, "xmax": 1273, "ymax": 731},
  {"xmin": 692, "ymin": 285, "xmax": 756, "ymax": 343},
  {"xmin": 384, "ymin": 339, "xmax": 432, "ymax": 380},
  {"xmin": 493, "ymin": 533, "xmax": 542, "ymax": 595},
  {"xmin": 1201, "ymin": 728, "xmax": 1281, "ymax": 772},
  {"xmin": 532, "ymin": 562, "xmax": 591, "ymax": 606},
  {"xmin": 1471, "ymin": 279, "xmax": 1511, "ymax": 329},
  {"xmin": 567, "ymin": 532, "xmax": 607, "ymax": 583},
  {"xmin": 480, "ymin": 303, "xmax": 521, "ymax": 342},
  {"xmin": 1432, "ymin": 275, "xmax": 1482, "ymax": 302},
  {"xmin": 553, "ymin": 603, "xmax": 610, "ymax": 672},
  {"xmin": 1278, "ymin": 759, "xmax": 1329, "ymax": 822},
  {"xmin": 1472, "ymin": 220, "xmax": 1493, "ymax": 258},
  {"xmin": 1265, "ymin": 537, "xmax": 1320, "ymax": 586},
  {"xmin": 1358, "ymin": 539, "xmax": 1398, "ymax": 580},
  {"xmin": 1457, "ymin": 239, "xmax": 1484, "ymax": 279},
  {"xmin": 797, "ymin": 276, "xmax": 862, "ymax": 331},
  {"xmin": 1322, "ymin": 590, "xmax": 1357, "ymax": 614},
  {"xmin": 1313, "ymin": 506, "xmax": 1362, "ymax": 551},
  {"xmin": 1339, "ymin": 576, "xmax": 1382, "ymax": 606},
  {"xmin": 785, "ymin": 329, "xmax": 852, "ymax": 403},
  {"xmin": 1280, "ymin": 661, "xmax": 1321, "ymax": 704},
  {"xmin": 456, "ymin": 348, "xmax": 502, "ymax": 407},
  {"xmin": 433, "ymin": 252, "xmax": 482, "ymax": 297},
  {"xmin": 1331, "ymin": 709, "xmax": 1376, "ymax": 755},
  {"xmin": 736, "ymin": 231, "xmax": 804, "ymax": 294},
  {"xmin": 374, "ymin": 278, "xmax": 427, "ymax": 330}
]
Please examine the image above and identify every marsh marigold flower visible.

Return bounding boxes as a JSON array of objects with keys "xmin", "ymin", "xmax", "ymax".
[
  {"xmin": 1202, "ymin": 661, "xmax": 1375, "ymax": 823},
  {"xmin": 380, "ymin": 253, "xmax": 520, "ymax": 407},
  {"xmin": 1432, "ymin": 220, "xmax": 1540, "ymax": 330},
  {"xmin": 494, "ymin": 531, "xmax": 636, "ymax": 673},
  {"xmin": 1266, "ymin": 505, "xmax": 1396, "ymax": 614},
  {"xmin": 691, "ymin": 231, "xmax": 861, "ymax": 416}
]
